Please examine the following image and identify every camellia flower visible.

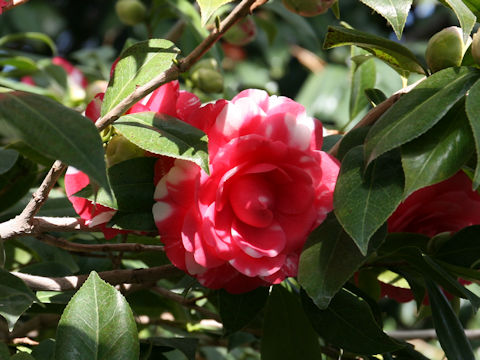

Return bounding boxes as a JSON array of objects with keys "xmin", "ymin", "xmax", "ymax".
[
  {"xmin": 380, "ymin": 171, "xmax": 480, "ymax": 302},
  {"xmin": 153, "ymin": 89, "xmax": 340, "ymax": 293},
  {"xmin": 65, "ymin": 81, "xmax": 201, "ymax": 239},
  {"xmin": 0, "ymin": 0, "xmax": 9, "ymax": 14}
]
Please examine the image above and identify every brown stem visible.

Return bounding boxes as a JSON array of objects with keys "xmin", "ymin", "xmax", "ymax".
[
  {"xmin": 37, "ymin": 233, "xmax": 164, "ymax": 253},
  {"xmin": 12, "ymin": 264, "xmax": 182, "ymax": 291}
]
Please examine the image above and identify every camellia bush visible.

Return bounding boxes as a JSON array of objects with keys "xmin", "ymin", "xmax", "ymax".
[{"xmin": 2, "ymin": 0, "xmax": 480, "ymax": 359}]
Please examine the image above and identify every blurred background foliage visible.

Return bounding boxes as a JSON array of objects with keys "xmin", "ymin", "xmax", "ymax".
[{"xmin": 1, "ymin": 1, "xmax": 480, "ymax": 359}]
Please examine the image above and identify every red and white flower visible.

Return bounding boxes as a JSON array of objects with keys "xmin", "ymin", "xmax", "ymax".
[{"xmin": 153, "ymin": 89, "xmax": 340, "ymax": 293}]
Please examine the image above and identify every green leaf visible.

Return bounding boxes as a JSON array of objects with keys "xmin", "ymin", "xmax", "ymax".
[
  {"xmin": 196, "ymin": 0, "xmax": 233, "ymax": 25},
  {"xmin": 10, "ymin": 353, "xmax": 35, "ymax": 360},
  {"xmin": 463, "ymin": 0, "xmax": 480, "ymax": 17},
  {"xmin": 0, "ymin": 268, "xmax": 38, "ymax": 331},
  {"xmin": 364, "ymin": 67, "xmax": 480, "ymax": 166},
  {"xmin": 323, "ymin": 26, "xmax": 425, "ymax": 75},
  {"xmin": 0, "ymin": 32, "xmax": 57, "ymax": 55},
  {"xmin": 142, "ymin": 337, "xmax": 198, "ymax": 360},
  {"xmin": 444, "ymin": 0, "xmax": 476, "ymax": 42},
  {"xmin": 0, "ymin": 91, "xmax": 109, "ymax": 192},
  {"xmin": 55, "ymin": 271, "xmax": 139, "ymax": 360},
  {"xmin": 466, "ymin": 78, "xmax": 480, "ymax": 189},
  {"xmin": 301, "ymin": 289, "xmax": 404, "ymax": 355},
  {"xmin": 0, "ymin": 154, "xmax": 37, "ymax": 212},
  {"xmin": 218, "ymin": 287, "xmax": 269, "ymax": 335},
  {"xmin": 336, "ymin": 126, "xmax": 371, "ymax": 161},
  {"xmin": 0, "ymin": 342, "xmax": 10, "ymax": 360},
  {"xmin": 435, "ymin": 225, "xmax": 480, "ymax": 267},
  {"xmin": 101, "ymin": 39, "xmax": 180, "ymax": 117},
  {"xmin": 298, "ymin": 213, "xmax": 386, "ymax": 309},
  {"xmin": 74, "ymin": 157, "xmax": 157, "ymax": 211},
  {"xmin": 31, "ymin": 338, "xmax": 56, "ymax": 360},
  {"xmin": 334, "ymin": 146, "xmax": 404, "ymax": 254},
  {"xmin": 261, "ymin": 286, "xmax": 323, "ymax": 360},
  {"xmin": 358, "ymin": 0, "xmax": 413, "ymax": 39},
  {"xmin": 114, "ymin": 112, "xmax": 209, "ymax": 173},
  {"xmin": 350, "ymin": 50, "xmax": 376, "ymax": 120},
  {"xmin": 0, "ymin": 148, "xmax": 19, "ymax": 174},
  {"xmin": 108, "ymin": 211, "xmax": 156, "ymax": 232},
  {"xmin": 401, "ymin": 100, "xmax": 474, "ymax": 196},
  {"xmin": 365, "ymin": 88, "xmax": 387, "ymax": 106},
  {"xmin": 425, "ymin": 280, "xmax": 475, "ymax": 360}
]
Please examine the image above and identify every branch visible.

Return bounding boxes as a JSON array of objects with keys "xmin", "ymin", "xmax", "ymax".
[
  {"xmin": 12, "ymin": 264, "xmax": 182, "ymax": 291},
  {"xmin": 2, "ymin": 0, "xmax": 30, "ymax": 12},
  {"xmin": 37, "ymin": 233, "xmax": 164, "ymax": 253},
  {"xmin": 328, "ymin": 77, "xmax": 425, "ymax": 158},
  {"xmin": 0, "ymin": 0, "xmax": 261, "ymax": 241},
  {"xmin": 388, "ymin": 329, "xmax": 480, "ymax": 340},
  {"xmin": 95, "ymin": 0, "xmax": 258, "ymax": 131}
]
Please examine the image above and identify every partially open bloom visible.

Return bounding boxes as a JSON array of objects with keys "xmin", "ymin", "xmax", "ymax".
[
  {"xmin": 65, "ymin": 81, "xmax": 201, "ymax": 239},
  {"xmin": 153, "ymin": 89, "xmax": 340, "ymax": 293},
  {"xmin": 381, "ymin": 171, "xmax": 480, "ymax": 302}
]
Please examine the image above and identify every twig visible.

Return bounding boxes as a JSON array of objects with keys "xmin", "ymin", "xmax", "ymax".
[
  {"xmin": 388, "ymin": 329, "xmax": 480, "ymax": 340},
  {"xmin": 151, "ymin": 286, "xmax": 221, "ymax": 321},
  {"xmin": 2, "ymin": 0, "xmax": 30, "ymax": 12},
  {"xmin": 8, "ymin": 314, "xmax": 60, "ymax": 340},
  {"xmin": 12, "ymin": 264, "xmax": 182, "ymax": 291},
  {"xmin": 0, "ymin": 0, "xmax": 260, "ymax": 241},
  {"xmin": 328, "ymin": 77, "xmax": 425, "ymax": 158},
  {"xmin": 37, "ymin": 233, "xmax": 164, "ymax": 253},
  {"xmin": 95, "ymin": 0, "xmax": 257, "ymax": 131}
]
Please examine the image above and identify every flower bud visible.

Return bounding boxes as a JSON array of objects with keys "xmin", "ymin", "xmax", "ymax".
[
  {"xmin": 472, "ymin": 28, "xmax": 480, "ymax": 66},
  {"xmin": 190, "ymin": 58, "xmax": 219, "ymax": 73},
  {"xmin": 223, "ymin": 17, "xmax": 256, "ymax": 46},
  {"xmin": 425, "ymin": 26, "xmax": 470, "ymax": 73},
  {"xmin": 106, "ymin": 135, "xmax": 145, "ymax": 167},
  {"xmin": 282, "ymin": 0, "xmax": 336, "ymax": 17},
  {"xmin": 191, "ymin": 68, "xmax": 224, "ymax": 93},
  {"xmin": 115, "ymin": 0, "xmax": 147, "ymax": 26}
]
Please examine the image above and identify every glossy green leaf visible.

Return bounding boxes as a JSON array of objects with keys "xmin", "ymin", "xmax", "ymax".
[
  {"xmin": 10, "ymin": 353, "xmax": 35, "ymax": 360},
  {"xmin": 141, "ymin": 337, "xmax": 198, "ymax": 360},
  {"xmin": 55, "ymin": 271, "xmax": 139, "ymax": 360},
  {"xmin": 435, "ymin": 225, "xmax": 480, "ymax": 267},
  {"xmin": 358, "ymin": 0, "xmax": 413, "ymax": 39},
  {"xmin": 74, "ymin": 157, "xmax": 157, "ymax": 211},
  {"xmin": 109, "ymin": 211, "xmax": 156, "ymax": 231},
  {"xmin": 31, "ymin": 338, "xmax": 56, "ymax": 360},
  {"xmin": 0, "ymin": 154, "xmax": 37, "ymax": 212},
  {"xmin": 336, "ymin": 126, "xmax": 371, "ymax": 161},
  {"xmin": 401, "ymin": 101, "xmax": 474, "ymax": 196},
  {"xmin": 365, "ymin": 88, "xmax": 387, "ymax": 105},
  {"xmin": 463, "ymin": 0, "xmax": 480, "ymax": 17},
  {"xmin": 298, "ymin": 213, "xmax": 386, "ymax": 309},
  {"xmin": 397, "ymin": 247, "xmax": 480, "ymax": 309},
  {"xmin": 101, "ymin": 39, "xmax": 179, "ymax": 116},
  {"xmin": 0, "ymin": 91, "xmax": 109, "ymax": 192},
  {"xmin": 425, "ymin": 280, "xmax": 475, "ymax": 360},
  {"xmin": 365, "ymin": 67, "xmax": 480, "ymax": 166},
  {"xmin": 466, "ymin": 78, "xmax": 480, "ymax": 189},
  {"xmin": 0, "ymin": 32, "xmax": 57, "ymax": 55},
  {"xmin": 334, "ymin": 146, "xmax": 404, "ymax": 254},
  {"xmin": 197, "ymin": 0, "xmax": 233, "ymax": 25},
  {"xmin": 350, "ymin": 50, "xmax": 376, "ymax": 120},
  {"xmin": 114, "ymin": 112, "xmax": 209, "ymax": 173},
  {"xmin": 444, "ymin": 0, "xmax": 476, "ymax": 42},
  {"xmin": 0, "ymin": 148, "xmax": 18, "ymax": 174},
  {"xmin": 261, "ymin": 286, "xmax": 323, "ymax": 360},
  {"xmin": 324, "ymin": 26, "xmax": 425, "ymax": 75},
  {"xmin": 219, "ymin": 287, "xmax": 269, "ymax": 335},
  {"xmin": 0, "ymin": 343, "xmax": 9, "ymax": 360},
  {"xmin": 0, "ymin": 268, "xmax": 38, "ymax": 331},
  {"xmin": 301, "ymin": 289, "xmax": 404, "ymax": 355}
]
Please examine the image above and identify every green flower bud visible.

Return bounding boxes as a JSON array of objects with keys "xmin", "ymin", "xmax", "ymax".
[
  {"xmin": 223, "ymin": 17, "xmax": 256, "ymax": 46},
  {"xmin": 190, "ymin": 58, "xmax": 219, "ymax": 73},
  {"xmin": 425, "ymin": 26, "xmax": 470, "ymax": 73},
  {"xmin": 106, "ymin": 135, "xmax": 145, "ymax": 167},
  {"xmin": 472, "ymin": 28, "xmax": 480, "ymax": 66},
  {"xmin": 282, "ymin": 0, "xmax": 336, "ymax": 17},
  {"xmin": 191, "ymin": 68, "xmax": 224, "ymax": 94},
  {"xmin": 115, "ymin": 0, "xmax": 147, "ymax": 26}
]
